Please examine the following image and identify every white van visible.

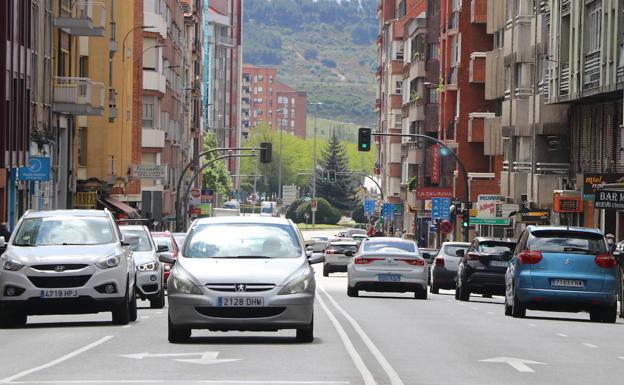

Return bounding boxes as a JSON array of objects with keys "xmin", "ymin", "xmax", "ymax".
[{"xmin": 260, "ymin": 201, "xmax": 278, "ymax": 217}]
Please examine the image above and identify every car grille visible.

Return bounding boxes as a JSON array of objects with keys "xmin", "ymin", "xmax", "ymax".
[
  {"xmin": 205, "ymin": 283, "xmax": 276, "ymax": 292},
  {"xmin": 195, "ymin": 307, "xmax": 286, "ymax": 318},
  {"xmin": 27, "ymin": 275, "xmax": 92, "ymax": 288},
  {"xmin": 31, "ymin": 264, "xmax": 89, "ymax": 271}
]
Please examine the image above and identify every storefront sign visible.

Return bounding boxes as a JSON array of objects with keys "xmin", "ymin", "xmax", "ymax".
[
  {"xmin": 416, "ymin": 187, "xmax": 453, "ymax": 200},
  {"xmin": 594, "ymin": 190, "xmax": 624, "ymax": 210},
  {"xmin": 131, "ymin": 164, "xmax": 167, "ymax": 180},
  {"xmin": 476, "ymin": 195, "xmax": 504, "ymax": 219},
  {"xmin": 431, "ymin": 145, "xmax": 440, "ymax": 184},
  {"xmin": 17, "ymin": 157, "xmax": 51, "ymax": 181},
  {"xmin": 518, "ymin": 210, "xmax": 550, "ymax": 224},
  {"xmin": 583, "ymin": 173, "xmax": 624, "ymax": 200}
]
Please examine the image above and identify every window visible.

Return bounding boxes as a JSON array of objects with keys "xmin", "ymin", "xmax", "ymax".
[
  {"xmin": 79, "ymin": 56, "xmax": 89, "ymax": 77},
  {"xmin": 586, "ymin": 3, "xmax": 602, "ymax": 53},
  {"xmin": 428, "ymin": 43, "xmax": 438, "ymax": 60},
  {"xmin": 428, "ymin": 88, "xmax": 438, "ymax": 104},
  {"xmin": 291, "ymin": 120, "xmax": 295, "ymax": 128},
  {"xmin": 78, "ymin": 129, "xmax": 87, "ymax": 167},
  {"xmin": 142, "ymin": 96, "xmax": 154, "ymax": 128},
  {"xmin": 398, "ymin": 0, "xmax": 406, "ymax": 18},
  {"xmin": 395, "ymin": 80, "xmax": 403, "ymax": 95},
  {"xmin": 258, "ymin": 75, "xmax": 263, "ymax": 81}
]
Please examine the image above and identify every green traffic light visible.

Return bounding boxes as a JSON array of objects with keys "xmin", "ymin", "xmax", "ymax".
[{"xmin": 362, "ymin": 144, "xmax": 368, "ymax": 149}]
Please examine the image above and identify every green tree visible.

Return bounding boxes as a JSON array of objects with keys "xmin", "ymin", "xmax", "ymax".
[
  {"xmin": 202, "ymin": 132, "xmax": 232, "ymax": 198},
  {"xmin": 315, "ymin": 132, "xmax": 360, "ymax": 211}
]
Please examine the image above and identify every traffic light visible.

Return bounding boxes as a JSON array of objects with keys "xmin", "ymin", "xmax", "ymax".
[
  {"xmin": 259, "ymin": 142, "xmax": 272, "ymax": 163},
  {"xmin": 328, "ymin": 169, "xmax": 336, "ymax": 183},
  {"xmin": 322, "ymin": 170, "xmax": 329, "ymax": 182},
  {"xmin": 358, "ymin": 127, "xmax": 371, "ymax": 152},
  {"xmin": 461, "ymin": 209, "xmax": 469, "ymax": 228}
]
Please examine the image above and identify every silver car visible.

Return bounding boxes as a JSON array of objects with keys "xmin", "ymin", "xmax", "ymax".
[
  {"xmin": 323, "ymin": 240, "xmax": 358, "ymax": 276},
  {"xmin": 162, "ymin": 216, "xmax": 324, "ymax": 343},
  {"xmin": 119, "ymin": 225, "xmax": 166, "ymax": 309},
  {"xmin": 0, "ymin": 209, "xmax": 138, "ymax": 327},
  {"xmin": 347, "ymin": 237, "xmax": 428, "ymax": 299}
]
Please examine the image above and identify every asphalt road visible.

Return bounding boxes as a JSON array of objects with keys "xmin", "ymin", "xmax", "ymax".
[{"xmin": 1, "ymin": 229, "xmax": 623, "ymax": 385}]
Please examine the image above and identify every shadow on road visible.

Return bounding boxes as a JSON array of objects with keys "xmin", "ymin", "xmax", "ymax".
[
  {"xmin": 525, "ymin": 315, "xmax": 622, "ymax": 325},
  {"xmin": 175, "ymin": 335, "xmax": 324, "ymax": 345},
  {"xmin": 23, "ymin": 320, "xmax": 113, "ymax": 329}
]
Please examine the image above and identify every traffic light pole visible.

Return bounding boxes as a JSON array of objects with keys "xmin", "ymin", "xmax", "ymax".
[
  {"xmin": 336, "ymin": 171, "xmax": 384, "ymax": 202},
  {"xmin": 372, "ymin": 132, "xmax": 470, "ymax": 242}
]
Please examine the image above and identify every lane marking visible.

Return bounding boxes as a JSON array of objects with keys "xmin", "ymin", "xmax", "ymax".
[
  {"xmin": 0, "ymin": 336, "xmax": 113, "ymax": 384},
  {"xmin": 122, "ymin": 324, "xmax": 133, "ymax": 328},
  {"xmin": 528, "ymin": 324, "xmax": 537, "ymax": 327},
  {"xmin": 487, "ymin": 311, "xmax": 494, "ymax": 315},
  {"xmin": 618, "ymin": 357, "xmax": 624, "ymax": 360},
  {"xmin": 471, "ymin": 307, "xmax": 479, "ymax": 310},
  {"xmin": 319, "ymin": 285, "xmax": 405, "ymax": 385},
  {"xmin": 141, "ymin": 316, "xmax": 150, "ymax": 319},
  {"xmin": 582, "ymin": 343, "xmax": 598, "ymax": 348},
  {"xmin": 556, "ymin": 333, "xmax": 568, "ymax": 338},
  {"xmin": 9, "ymin": 381, "xmax": 349, "ymax": 385},
  {"xmin": 480, "ymin": 357, "xmax": 546, "ymax": 373},
  {"xmin": 317, "ymin": 292, "xmax": 376, "ymax": 385}
]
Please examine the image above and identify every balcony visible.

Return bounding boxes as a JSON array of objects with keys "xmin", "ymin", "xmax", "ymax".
[
  {"xmin": 54, "ymin": 1, "xmax": 106, "ymax": 36},
  {"xmin": 469, "ymin": 53, "xmax": 486, "ymax": 83},
  {"xmin": 583, "ymin": 52, "xmax": 601, "ymax": 91},
  {"xmin": 375, "ymin": 98, "xmax": 382, "ymax": 111},
  {"xmin": 217, "ymin": 35, "xmax": 234, "ymax": 47},
  {"xmin": 142, "ymin": 129, "xmax": 165, "ymax": 148},
  {"xmin": 618, "ymin": 66, "xmax": 624, "ymax": 84},
  {"xmin": 409, "ymin": 60, "xmax": 426, "ymax": 79},
  {"xmin": 470, "ymin": 0, "xmax": 487, "ymax": 24},
  {"xmin": 53, "ymin": 77, "xmax": 104, "ymax": 116},
  {"xmin": 143, "ymin": 70, "xmax": 166, "ymax": 94}
]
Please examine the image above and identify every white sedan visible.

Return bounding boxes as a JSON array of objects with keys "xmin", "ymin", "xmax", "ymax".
[{"xmin": 347, "ymin": 237, "xmax": 428, "ymax": 299}]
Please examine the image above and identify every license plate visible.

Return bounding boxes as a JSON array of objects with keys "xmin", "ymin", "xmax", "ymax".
[
  {"xmin": 551, "ymin": 279, "xmax": 584, "ymax": 288},
  {"xmin": 489, "ymin": 260, "xmax": 509, "ymax": 267},
  {"xmin": 218, "ymin": 297, "xmax": 264, "ymax": 307},
  {"xmin": 378, "ymin": 274, "xmax": 401, "ymax": 282},
  {"xmin": 40, "ymin": 289, "xmax": 78, "ymax": 299}
]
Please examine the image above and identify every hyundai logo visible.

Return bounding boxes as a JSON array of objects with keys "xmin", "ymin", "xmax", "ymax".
[
  {"xmin": 54, "ymin": 265, "xmax": 65, "ymax": 272},
  {"xmin": 235, "ymin": 284, "xmax": 246, "ymax": 292}
]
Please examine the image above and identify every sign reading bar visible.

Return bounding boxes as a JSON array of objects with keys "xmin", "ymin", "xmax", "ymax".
[
  {"xmin": 132, "ymin": 164, "xmax": 167, "ymax": 180},
  {"xmin": 583, "ymin": 173, "xmax": 624, "ymax": 200},
  {"xmin": 416, "ymin": 187, "xmax": 453, "ymax": 200},
  {"xmin": 594, "ymin": 190, "xmax": 624, "ymax": 210}
]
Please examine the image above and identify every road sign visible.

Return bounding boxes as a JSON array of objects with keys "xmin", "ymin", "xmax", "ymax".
[
  {"xmin": 431, "ymin": 198, "xmax": 451, "ymax": 220},
  {"xmin": 470, "ymin": 217, "xmax": 509, "ymax": 225},
  {"xmin": 382, "ymin": 203, "xmax": 395, "ymax": 218},
  {"xmin": 440, "ymin": 220, "xmax": 452, "ymax": 234},
  {"xmin": 364, "ymin": 199, "xmax": 376, "ymax": 216},
  {"xmin": 311, "ymin": 199, "xmax": 318, "ymax": 212},
  {"xmin": 282, "ymin": 184, "xmax": 298, "ymax": 206},
  {"xmin": 17, "ymin": 156, "xmax": 51, "ymax": 181}
]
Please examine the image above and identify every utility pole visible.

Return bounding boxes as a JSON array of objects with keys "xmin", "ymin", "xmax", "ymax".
[
  {"xmin": 309, "ymin": 102, "xmax": 323, "ymax": 227},
  {"xmin": 278, "ymin": 115, "xmax": 283, "ymax": 202}
]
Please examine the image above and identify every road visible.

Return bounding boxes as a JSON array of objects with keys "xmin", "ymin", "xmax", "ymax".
[{"xmin": 1, "ymin": 229, "xmax": 623, "ymax": 385}]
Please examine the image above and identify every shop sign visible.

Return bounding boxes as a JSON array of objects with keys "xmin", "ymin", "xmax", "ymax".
[
  {"xmin": 431, "ymin": 145, "xmax": 440, "ymax": 184},
  {"xmin": 583, "ymin": 173, "xmax": 624, "ymax": 200},
  {"xmin": 132, "ymin": 164, "xmax": 167, "ymax": 180},
  {"xmin": 594, "ymin": 190, "xmax": 624, "ymax": 210},
  {"xmin": 518, "ymin": 210, "xmax": 550, "ymax": 224},
  {"xmin": 416, "ymin": 187, "xmax": 453, "ymax": 200}
]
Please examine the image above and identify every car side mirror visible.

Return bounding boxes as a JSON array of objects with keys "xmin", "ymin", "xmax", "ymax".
[
  {"xmin": 456, "ymin": 249, "xmax": 465, "ymax": 257},
  {"xmin": 305, "ymin": 250, "xmax": 313, "ymax": 258},
  {"xmin": 344, "ymin": 250, "xmax": 354, "ymax": 257},
  {"xmin": 308, "ymin": 252, "xmax": 325, "ymax": 264},
  {"xmin": 157, "ymin": 244, "xmax": 170, "ymax": 252},
  {"xmin": 121, "ymin": 233, "xmax": 140, "ymax": 247},
  {"xmin": 158, "ymin": 252, "xmax": 176, "ymax": 265}
]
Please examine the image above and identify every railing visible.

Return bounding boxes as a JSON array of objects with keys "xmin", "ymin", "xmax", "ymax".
[
  {"xmin": 53, "ymin": 77, "xmax": 104, "ymax": 108},
  {"xmin": 503, "ymin": 161, "xmax": 569, "ymax": 174},
  {"xmin": 583, "ymin": 52, "xmax": 601, "ymax": 90},
  {"xmin": 448, "ymin": 11, "xmax": 460, "ymax": 30},
  {"xmin": 539, "ymin": 69, "xmax": 550, "ymax": 101},
  {"xmin": 559, "ymin": 63, "xmax": 570, "ymax": 97},
  {"xmin": 618, "ymin": 66, "xmax": 624, "ymax": 84}
]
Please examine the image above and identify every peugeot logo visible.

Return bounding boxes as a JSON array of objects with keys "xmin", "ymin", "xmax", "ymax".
[
  {"xmin": 564, "ymin": 258, "xmax": 572, "ymax": 265},
  {"xmin": 54, "ymin": 265, "xmax": 65, "ymax": 272},
  {"xmin": 235, "ymin": 284, "xmax": 246, "ymax": 292}
]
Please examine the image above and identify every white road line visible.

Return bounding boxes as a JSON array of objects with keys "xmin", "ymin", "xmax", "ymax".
[
  {"xmin": 122, "ymin": 324, "xmax": 133, "ymax": 328},
  {"xmin": 487, "ymin": 311, "xmax": 494, "ymax": 315},
  {"xmin": 316, "ymin": 293, "xmax": 376, "ymax": 385},
  {"xmin": 471, "ymin": 307, "xmax": 479, "ymax": 310},
  {"xmin": 618, "ymin": 356, "xmax": 624, "ymax": 360},
  {"xmin": 528, "ymin": 324, "xmax": 537, "ymax": 327},
  {"xmin": 556, "ymin": 333, "xmax": 568, "ymax": 338},
  {"xmin": 319, "ymin": 285, "xmax": 405, "ymax": 385},
  {"xmin": 141, "ymin": 316, "xmax": 150, "ymax": 319},
  {"xmin": 9, "ymin": 381, "xmax": 349, "ymax": 385},
  {"xmin": 0, "ymin": 336, "xmax": 114, "ymax": 384},
  {"xmin": 582, "ymin": 343, "xmax": 599, "ymax": 348}
]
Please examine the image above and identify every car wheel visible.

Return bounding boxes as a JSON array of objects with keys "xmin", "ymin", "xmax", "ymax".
[
  {"xmin": 511, "ymin": 290, "xmax": 526, "ymax": 318},
  {"xmin": 414, "ymin": 288, "xmax": 427, "ymax": 300},
  {"xmin": 347, "ymin": 286, "xmax": 358, "ymax": 297},
  {"xmin": 323, "ymin": 265, "xmax": 329, "ymax": 277},
  {"xmin": 430, "ymin": 282, "xmax": 439, "ymax": 294},
  {"xmin": 458, "ymin": 281, "xmax": 470, "ymax": 302},
  {"xmin": 504, "ymin": 294, "xmax": 512, "ymax": 316},
  {"xmin": 129, "ymin": 286, "xmax": 138, "ymax": 322},
  {"xmin": 168, "ymin": 315, "xmax": 191, "ymax": 343},
  {"xmin": 150, "ymin": 287, "xmax": 166, "ymax": 309},
  {"xmin": 296, "ymin": 316, "xmax": 314, "ymax": 343},
  {"xmin": 0, "ymin": 309, "xmax": 26, "ymax": 328},
  {"xmin": 112, "ymin": 283, "xmax": 131, "ymax": 325},
  {"xmin": 590, "ymin": 303, "xmax": 617, "ymax": 323}
]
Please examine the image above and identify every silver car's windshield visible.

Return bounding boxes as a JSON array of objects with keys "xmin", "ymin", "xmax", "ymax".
[
  {"xmin": 13, "ymin": 217, "xmax": 116, "ymax": 246},
  {"xmin": 363, "ymin": 240, "xmax": 416, "ymax": 253},
  {"xmin": 120, "ymin": 229, "xmax": 153, "ymax": 252},
  {"xmin": 184, "ymin": 223, "xmax": 302, "ymax": 258}
]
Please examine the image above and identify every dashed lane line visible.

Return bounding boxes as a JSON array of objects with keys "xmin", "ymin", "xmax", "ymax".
[
  {"xmin": 582, "ymin": 343, "xmax": 599, "ymax": 348},
  {"xmin": 556, "ymin": 333, "xmax": 568, "ymax": 338}
]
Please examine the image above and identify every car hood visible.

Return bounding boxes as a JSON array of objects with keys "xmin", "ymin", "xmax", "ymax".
[
  {"xmin": 177, "ymin": 256, "xmax": 308, "ymax": 286},
  {"xmin": 8, "ymin": 244, "xmax": 119, "ymax": 264},
  {"xmin": 132, "ymin": 250, "xmax": 157, "ymax": 265}
]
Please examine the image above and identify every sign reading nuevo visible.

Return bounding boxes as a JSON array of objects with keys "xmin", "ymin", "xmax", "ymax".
[
  {"xmin": 132, "ymin": 164, "xmax": 167, "ymax": 180},
  {"xmin": 594, "ymin": 190, "xmax": 624, "ymax": 210}
]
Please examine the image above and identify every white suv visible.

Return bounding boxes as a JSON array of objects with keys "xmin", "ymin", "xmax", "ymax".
[{"xmin": 0, "ymin": 209, "xmax": 138, "ymax": 327}]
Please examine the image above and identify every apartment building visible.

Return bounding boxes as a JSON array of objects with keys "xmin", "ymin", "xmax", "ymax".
[
  {"xmin": 546, "ymin": 0, "xmax": 624, "ymax": 236},
  {"xmin": 242, "ymin": 65, "xmax": 308, "ymax": 139}
]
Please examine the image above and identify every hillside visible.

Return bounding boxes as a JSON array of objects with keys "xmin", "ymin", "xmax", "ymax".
[{"xmin": 243, "ymin": 0, "xmax": 378, "ymax": 128}]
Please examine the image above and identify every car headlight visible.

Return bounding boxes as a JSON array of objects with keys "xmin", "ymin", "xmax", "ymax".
[
  {"xmin": 171, "ymin": 271, "xmax": 202, "ymax": 295},
  {"xmin": 137, "ymin": 261, "xmax": 159, "ymax": 272},
  {"xmin": 96, "ymin": 253, "xmax": 122, "ymax": 269},
  {"xmin": 1, "ymin": 255, "xmax": 24, "ymax": 271},
  {"xmin": 279, "ymin": 274, "xmax": 312, "ymax": 295}
]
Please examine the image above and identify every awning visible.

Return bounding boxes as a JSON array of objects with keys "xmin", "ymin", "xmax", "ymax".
[{"xmin": 99, "ymin": 197, "xmax": 140, "ymax": 218}]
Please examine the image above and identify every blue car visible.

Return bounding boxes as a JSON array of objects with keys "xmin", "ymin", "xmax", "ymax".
[{"xmin": 505, "ymin": 226, "xmax": 618, "ymax": 323}]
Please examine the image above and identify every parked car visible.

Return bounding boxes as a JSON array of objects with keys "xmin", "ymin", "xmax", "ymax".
[
  {"xmin": 323, "ymin": 240, "xmax": 359, "ymax": 276},
  {"xmin": 347, "ymin": 237, "xmax": 428, "ymax": 299},
  {"xmin": 119, "ymin": 226, "xmax": 166, "ymax": 309},
  {"xmin": 455, "ymin": 238, "xmax": 516, "ymax": 301},
  {"xmin": 351, "ymin": 234, "xmax": 368, "ymax": 245},
  {"xmin": 172, "ymin": 232, "xmax": 187, "ymax": 250},
  {"xmin": 430, "ymin": 242, "xmax": 470, "ymax": 294},
  {"xmin": 0, "ymin": 209, "xmax": 137, "ymax": 327},
  {"xmin": 163, "ymin": 216, "xmax": 324, "ymax": 343},
  {"xmin": 151, "ymin": 231, "xmax": 180, "ymax": 283},
  {"xmin": 505, "ymin": 226, "xmax": 618, "ymax": 322}
]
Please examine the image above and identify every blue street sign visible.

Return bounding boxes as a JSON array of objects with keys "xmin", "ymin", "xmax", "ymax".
[
  {"xmin": 431, "ymin": 197, "xmax": 451, "ymax": 220},
  {"xmin": 382, "ymin": 203, "xmax": 395, "ymax": 219},
  {"xmin": 17, "ymin": 157, "xmax": 51, "ymax": 181},
  {"xmin": 364, "ymin": 199, "xmax": 376, "ymax": 217}
]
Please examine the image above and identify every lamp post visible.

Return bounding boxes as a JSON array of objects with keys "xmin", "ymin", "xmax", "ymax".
[{"xmin": 308, "ymin": 102, "xmax": 323, "ymax": 227}]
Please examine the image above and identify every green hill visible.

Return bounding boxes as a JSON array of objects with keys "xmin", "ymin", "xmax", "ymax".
[{"xmin": 243, "ymin": 0, "xmax": 378, "ymax": 129}]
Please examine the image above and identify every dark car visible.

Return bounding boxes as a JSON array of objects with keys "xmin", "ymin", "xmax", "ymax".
[{"xmin": 455, "ymin": 237, "xmax": 516, "ymax": 301}]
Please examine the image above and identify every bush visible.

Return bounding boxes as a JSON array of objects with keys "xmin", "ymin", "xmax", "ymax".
[
  {"xmin": 286, "ymin": 198, "xmax": 306, "ymax": 222},
  {"xmin": 295, "ymin": 197, "xmax": 340, "ymax": 225},
  {"xmin": 351, "ymin": 205, "xmax": 367, "ymax": 224}
]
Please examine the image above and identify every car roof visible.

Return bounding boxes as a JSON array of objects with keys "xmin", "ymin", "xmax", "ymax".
[
  {"xmin": 23, "ymin": 209, "xmax": 109, "ymax": 218},
  {"xmin": 364, "ymin": 237, "xmax": 414, "ymax": 244},
  {"xmin": 526, "ymin": 225, "xmax": 603, "ymax": 234},
  {"xmin": 119, "ymin": 225, "xmax": 148, "ymax": 231},
  {"xmin": 151, "ymin": 232, "xmax": 172, "ymax": 237},
  {"xmin": 192, "ymin": 216, "xmax": 291, "ymax": 225},
  {"xmin": 329, "ymin": 240, "xmax": 358, "ymax": 245},
  {"xmin": 441, "ymin": 242, "xmax": 470, "ymax": 246},
  {"xmin": 473, "ymin": 237, "xmax": 517, "ymax": 243}
]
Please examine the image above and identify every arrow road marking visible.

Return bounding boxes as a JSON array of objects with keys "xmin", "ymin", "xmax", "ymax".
[
  {"xmin": 479, "ymin": 357, "xmax": 547, "ymax": 373},
  {"xmin": 120, "ymin": 352, "xmax": 240, "ymax": 365}
]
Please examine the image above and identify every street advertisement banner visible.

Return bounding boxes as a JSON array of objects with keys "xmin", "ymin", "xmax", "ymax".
[
  {"xmin": 583, "ymin": 173, "xmax": 624, "ymax": 200},
  {"xmin": 431, "ymin": 145, "xmax": 440, "ymax": 184}
]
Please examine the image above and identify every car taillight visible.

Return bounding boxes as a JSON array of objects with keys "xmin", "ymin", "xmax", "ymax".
[
  {"xmin": 466, "ymin": 253, "xmax": 481, "ymax": 261},
  {"xmin": 595, "ymin": 253, "xmax": 617, "ymax": 268},
  {"xmin": 354, "ymin": 257, "xmax": 381, "ymax": 264},
  {"xmin": 518, "ymin": 250, "xmax": 543, "ymax": 265},
  {"xmin": 401, "ymin": 258, "xmax": 425, "ymax": 266},
  {"xmin": 435, "ymin": 257, "xmax": 445, "ymax": 267},
  {"xmin": 325, "ymin": 249, "xmax": 335, "ymax": 254}
]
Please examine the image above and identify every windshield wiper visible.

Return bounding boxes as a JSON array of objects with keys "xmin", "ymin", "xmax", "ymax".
[{"xmin": 12, "ymin": 243, "xmax": 35, "ymax": 247}]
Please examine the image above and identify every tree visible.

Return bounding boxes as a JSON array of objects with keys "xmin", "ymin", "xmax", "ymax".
[
  {"xmin": 315, "ymin": 132, "xmax": 360, "ymax": 211},
  {"xmin": 202, "ymin": 132, "xmax": 232, "ymax": 199}
]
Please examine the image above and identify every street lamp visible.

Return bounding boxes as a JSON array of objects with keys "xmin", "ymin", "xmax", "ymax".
[
  {"xmin": 308, "ymin": 102, "xmax": 323, "ymax": 227},
  {"xmin": 122, "ymin": 25, "xmax": 155, "ymax": 62}
]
